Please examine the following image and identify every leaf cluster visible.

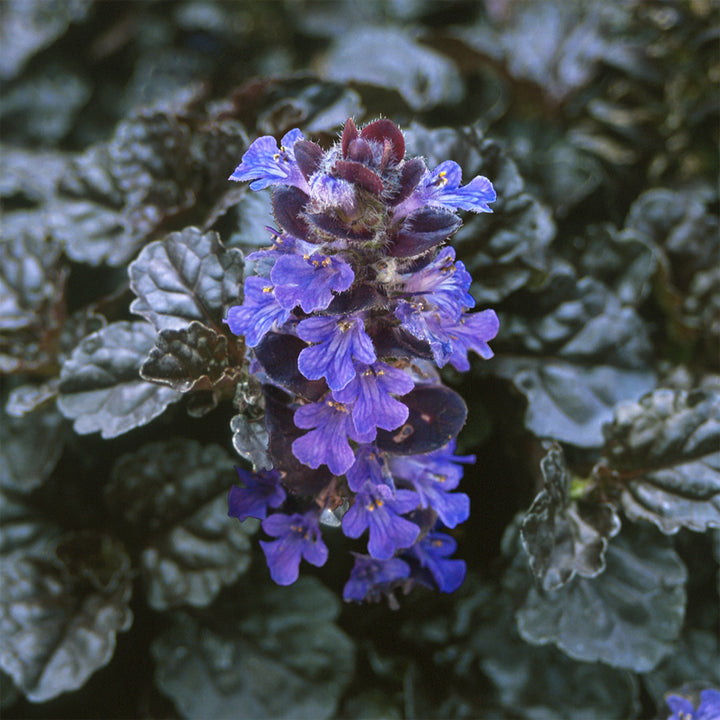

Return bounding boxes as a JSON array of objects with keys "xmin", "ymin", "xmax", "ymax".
[{"xmin": 1, "ymin": 1, "xmax": 718, "ymax": 718}]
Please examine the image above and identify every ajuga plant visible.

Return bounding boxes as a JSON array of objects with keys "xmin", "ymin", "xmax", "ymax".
[{"xmin": 224, "ymin": 118, "xmax": 499, "ymax": 603}]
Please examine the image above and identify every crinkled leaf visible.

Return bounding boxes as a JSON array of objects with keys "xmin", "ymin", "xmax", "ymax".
[
  {"xmin": 57, "ymin": 321, "xmax": 181, "ymax": 438},
  {"xmin": 451, "ymin": 1, "xmax": 639, "ymax": 102},
  {"xmin": 0, "ymin": 231, "xmax": 64, "ymax": 331},
  {"xmin": 642, "ymin": 629, "xmax": 720, "ymax": 711},
  {"xmin": 574, "ymin": 223, "xmax": 658, "ymax": 305},
  {"xmin": 470, "ymin": 583, "xmax": 640, "ymax": 720},
  {"xmin": 404, "ymin": 124, "xmax": 556, "ymax": 305},
  {"xmin": 0, "ymin": 232, "xmax": 66, "ymax": 374},
  {"xmin": 626, "ymin": 187, "xmax": 719, "ymax": 286},
  {"xmin": 0, "ymin": 401, "xmax": 65, "ymax": 493},
  {"xmin": 240, "ymin": 77, "xmax": 364, "ymax": 139},
  {"xmin": 0, "ymin": 64, "xmax": 91, "ymax": 145},
  {"xmin": 0, "ymin": 488, "xmax": 61, "ymax": 559},
  {"xmin": 230, "ymin": 413, "xmax": 272, "ymax": 472},
  {"xmin": 140, "ymin": 321, "xmax": 243, "ymax": 399},
  {"xmin": 521, "ymin": 443, "xmax": 620, "ymax": 592},
  {"xmin": 600, "ymin": 388, "xmax": 720, "ymax": 534},
  {"xmin": 320, "ymin": 27, "xmax": 463, "ymax": 111},
  {"xmin": 106, "ymin": 440, "xmax": 258, "ymax": 610},
  {"xmin": 152, "ymin": 576, "xmax": 354, "ymax": 720},
  {"xmin": 129, "ymin": 227, "xmax": 244, "ymax": 332},
  {"xmin": 0, "ymin": 531, "xmax": 133, "ymax": 703},
  {"xmin": 490, "ymin": 268, "xmax": 656, "ymax": 447},
  {"xmin": 0, "ymin": 0, "xmax": 91, "ymax": 80},
  {"xmin": 517, "ymin": 523, "xmax": 687, "ymax": 672}
]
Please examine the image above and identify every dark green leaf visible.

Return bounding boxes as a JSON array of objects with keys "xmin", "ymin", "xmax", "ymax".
[
  {"xmin": 0, "ymin": 401, "xmax": 65, "ymax": 493},
  {"xmin": 152, "ymin": 577, "xmax": 354, "ymax": 720},
  {"xmin": 0, "ymin": 64, "xmax": 90, "ymax": 145},
  {"xmin": 405, "ymin": 125, "xmax": 556, "ymax": 305},
  {"xmin": 521, "ymin": 444, "xmax": 621, "ymax": 591},
  {"xmin": 642, "ymin": 629, "xmax": 720, "ymax": 711},
  {"xmin": 489, "ymin": 269, "xmax": 656, "ymax": 447},
  {"xmin": 0, "ymin": 488, "xmax": 61, "ymax": 559},
  {"xmin": 140, "ymin": 321, "xmax": 244, "ymax": 408},
  {"xmin": 129, "ymin": 227, "xmax": 244, "ymax": 332},
  {"xmin": 450, "ymin": 1, "xmax": 639, "ymax": 102},
  {"xmin": 230, "ymin": 413, "xmax": 272, "ymax": 471},
  {"xmin": 575, "ymin": 224, "xmax": 658, "ymax": 305},
  {"xmin": 320, "ymin": 27, "xmax": 463, "ymax": 111},
  {"xmin": 0, "ymin": 532, "xmax": 133, "ymax": 703},
  {"xmin": 0, "ymin": 0, "xmax": 91, "ymax": 80},
  {"xmin": 0, "ymin": 232, "xmax": 63, "ymax": 333},
  {"xmin": 57, "ymin": 321, "xmax": 181, "ymax": 438},
  {"xmin": 516, "ymin": 524, "xmax": 687, "ymax": 672},
  {"xmin": 601, "ymin": 388, "xmax": 720, "ymax": 534},
  {"xmin": 107, "ymin": 440, "xmax": 258, "ymax": 610}
]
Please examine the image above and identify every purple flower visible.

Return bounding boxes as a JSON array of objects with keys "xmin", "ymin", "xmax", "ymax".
[
  {"xmin": 292, "ymin": 399, "xmax": 375, "ymax": 476},
  {"xmin": 666, "ymin": 689, "xmax": 720, "ymax": 720},
  {"xmin": 395, "ymin": 303, "xmax": 499, "ymax": 370},
  {"xmin": 343, "ymin": 553, "xmax": 410, "ymax": 603},
  {"xmin": 333, "ymin": 361, "xmax": 414, "ymax": 436},
  {"xmin": 398, "ymin": 246, "xmax": 474, "ymax": 319},
  {"xmin": 260, "ymin": 510, "xmax": 328, "ymax": 585},
  {"xmin": 228, "ymin": 468, "xmax": 286, "ymax": 522},
  {"xmin": 389, "ymin": 442, "xmax": 473, "ymax": 528},
  {"xmin": 226, "ymin": 276, "xmax": 291, "ymax": 347},
  {"xmin": 229, "ymin": 129, "xmax": 308, "ymax": 191},
  {"xmin": 346, "ymin": 445, "xmax": 394, "ymax": 492},
  {"xmin": 342, "ymin": 481, "xmax": 420, "ymax": 560},
  {"xmin": 270, "ymin": 252, "xmax": 355, "ymax": 313},
  {"xmin": 408, "ymin": 532, "xmax": 466, "ymax": 593},
  {"xmin": 395, "ymin": 160, "xmax": 496, "ymax": 218},
  {"xmin": 297, "ymin": 314, "xmax": 377, "ymax": 391},
  {"xmin": 309, "ymin": 172, "xmax": 357, "ymax": 215}
]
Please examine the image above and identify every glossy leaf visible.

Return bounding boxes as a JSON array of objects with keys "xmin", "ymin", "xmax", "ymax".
[
  {"xmin": 375, "ymin": 385, "xmax": 467, "ymax": 455},
  {"xmin": 601, "ymin": 388, "xmax": 720, "ymax": 534},
  {"xmin": 107, "ymin": 440, "xmax": 258, "ymax": 610},
  {"xmin": 152, "ymin": 577, "xmax": 354, "ymax": 720},
  {"xmin": 129, "ymin": 227, "xmax": 244, "ymax": 332},
  {"xmin": 490, "ymin": 269, "xmax": 656, "ymax": 447},
  {"xmin": 517, "ymin": 524, "xmax": 687, "ymax": 672},
  {"xmin": 140, "ymin": 321, "xmax": 243, "ymax": 400},
  {"xmin": 57, "ymin": 321, "xmax": 181, "ymax": 438},
  {"xmin": 521, "ymin": 444, "xmax": 620, "ymax": 591},
  {"xmin": 321, "ymin": 27, "xmax": 463, "ymax": 111},
  {"xmin": 0, "ymin": 401, "xmax": 65, "ymax": 493},
  {"xmin": 0, "ymin": 532, "xmax": 133, "ymax": 703}
]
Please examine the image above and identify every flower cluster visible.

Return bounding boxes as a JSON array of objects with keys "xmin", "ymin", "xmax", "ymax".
[
  {"xmin": 665, "ymin": 689, "xmax": 720, "ymax": 720},
  {"xmin": 225, "ymin": 118, "xmax": 498, "ymax": 602}
]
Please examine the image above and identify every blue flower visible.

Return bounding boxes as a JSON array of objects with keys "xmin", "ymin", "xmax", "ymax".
[
  {"xmin": 407, "ymin": 532, "xmax": 466, "ymax": 593},
  {"xmin": 342, "ymin": 481, "xmax": 420, "ymax": 559},
  {"xmin": 346, "ymin": 445, "xmax": 394, "ymax": 492},
  {"xmin": 230, "ymin": 129, "xmax": 308, "ymax": 191},
  {"xmin": 292, "ymin": 398, "xmax": 375, "ymax": 476},
  {"xmin": 228, "ymin": 468, "xmax": 286, "ymax": 522},
  {"xmin": 270, "ymin": 252, "xmax": 355, "ymax": 313},
  {"xmin": 343, "ymin": 553, "xmax": 411, "ymax": 603},
  {"xmin": 395, "ymin": 303, "xmax": 499, "ymax": 370},
  {"xmin": 666, "ymin": 689, "xmax": 720, "ymax": 720},
  {"xmin": 297, "ymin": 314, "xmax": 377, "ymax": 391},
  {"xmin": 395, "ymin": 160, "xmax": 496, "ymax": 218},
  {"xmin": 259, "ymin": 510, "xmax": 328, "ymax": 585},
  {"xmin": 398, "ymin": 246, "xmax": 474, "ymax": 319},
  {"xmin": 226, "ymin": 276, "xmax": 291, "ymax": 347},
  {"xmin": 333, "ymin": 361, "xmax": 414, "ymax": 436}
]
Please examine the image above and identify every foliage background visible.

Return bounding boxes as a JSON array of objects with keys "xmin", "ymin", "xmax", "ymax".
[{"xmin": 1, "ymin": 1, "xmax": 718, "ymax": 718}]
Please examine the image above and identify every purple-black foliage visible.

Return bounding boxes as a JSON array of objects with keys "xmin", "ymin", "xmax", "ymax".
[{"xmin": 226, "ymin": 118, "xmax": 498, "ymax": 601}]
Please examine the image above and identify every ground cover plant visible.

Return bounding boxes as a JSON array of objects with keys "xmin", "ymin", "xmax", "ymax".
[{"xmin": 1, "ymin": 1, "xmax": 718, "ymax": 718}]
